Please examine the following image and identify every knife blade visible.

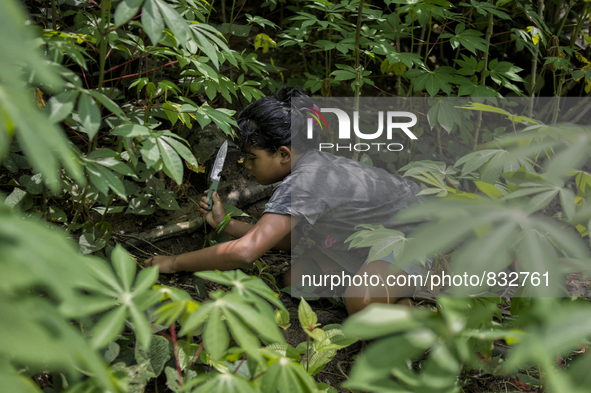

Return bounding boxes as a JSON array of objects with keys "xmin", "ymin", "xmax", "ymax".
[{"xmin": 206, "ymin": 140, "xmax": 228, "ymax": 210}]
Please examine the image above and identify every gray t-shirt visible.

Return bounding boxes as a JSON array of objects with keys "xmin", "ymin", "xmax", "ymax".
[{"xmin": 263, "ymin": 150, "xmax": 423, "ymax": 270}]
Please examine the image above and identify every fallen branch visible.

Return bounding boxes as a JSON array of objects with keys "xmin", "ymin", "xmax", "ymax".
[
  {"xmin": 222, "ymin": 181, "xmax": 275, "ymax": 208},
  {"xmin": 119, "ymin": 217, "xmax": 204, "ymax": 247}
]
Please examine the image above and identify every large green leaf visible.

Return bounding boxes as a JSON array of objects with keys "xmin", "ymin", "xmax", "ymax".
[
  {"xmin": 261, "ymin": 356, "xmax": 318, "ymax": 393},
  {"xmin": 1, "ymin": 87, "xmax": 85, "ymax": 192},
  {"xmin": 298, "ymin": 298, "xmax": 319, "ymax": 332},
  {"xmin": 111, "ymin": 244, "xmax": 137, "ymax": 291},
  {"xmin": 90, "ymin": 305, "xmax": 128, "ymax": 349},
  {"xmin": 78, "ymin": 92, "xmax": 101, "ymax": 140},
  {"xmin": 158, "ymin": 138, "xmax": 184, "ymax": 184},
  {"xmin": 89, "ymin": 90, "xmax": 125, "ymax": 118},
  {"xmin": 161, "ymin": 135, "xmax": 198, "ymax": 167},
  {"xmin": 344, "ymin": 304, "xmax": 429, "ymax": 339},
  {"xmin": 135, "ymin": 335, "xmax": 171, "ymax": 378},
  {"xmin": 190, "ymin": 373, "xmax": 259, "ymax": 393},
  {"xmin": 407, "ymin": 66, "xmax": 456, "ymax": 97},
  {"xmin": 114, "ymin": 0, "xmax": 145, "ymax": 28},
  {"xmin": 129, "ymin": 303, "xmax": 152, "ymax": 350},
  {"xmin": 111, "ymin": 123, "xmax": 152, "ymax": 137},
  {"xmin": 155, "ymin": 0, "xmax": 189, "ymax": 47},
  {"xmin": 195, "ymin": 270, "xmax": 285, "ymax": 311},
  {"xmin": 203, "ymin": 306, "xmax": 229, "ymax": 361},
  {"xmin": 46, "ymin": 90, "xmax": 79, "ymax": 122},
  {"xmin": 86, "ymin": 162, "xmax": 127, "ymax": 199},
  {"xmin": 142, "ymin": 0, "xmax": 164, "ymax": 45}
]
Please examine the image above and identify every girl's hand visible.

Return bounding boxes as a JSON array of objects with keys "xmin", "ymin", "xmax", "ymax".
[
  {"xmin": 199, "ymin": 190, "xmax": 227, "ymax": 228},
  {"xmin": 144, "ymin": 255, "xmax": 178, "ymax": 273}
]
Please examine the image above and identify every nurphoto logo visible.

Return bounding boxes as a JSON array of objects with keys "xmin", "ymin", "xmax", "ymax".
[{"xmin": 307, "ymin": 108, "xmax": 418, "ymax": 152}]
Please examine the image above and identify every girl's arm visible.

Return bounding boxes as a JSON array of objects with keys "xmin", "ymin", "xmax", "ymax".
[
  {"xmin": 145, "ymin": 213, "xmax": 301, "ymax": 273},
  {"xmin": 222, "ymin": 219, "xmax": 298, "ymax": 252}
]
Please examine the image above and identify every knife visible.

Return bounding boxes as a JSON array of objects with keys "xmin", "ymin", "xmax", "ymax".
[{"xmin": 206, "ymin": 140, "xmax": 228, "ymax": 210}]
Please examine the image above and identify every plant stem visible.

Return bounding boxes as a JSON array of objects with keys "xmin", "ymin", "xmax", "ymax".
[
  {"xmin": 170, "ymin": 323, "xmax": 183, "ymax": 387},
  {"xmin": 42, "ymin": 184, "xmax": 48, "ymax": 220},
  {"xmin": 67, "ymin": 186, "xmax": 87, "ymax": 233},
  {"xmin": 395, "ymin": 4, "xmax": 402, "ymax": 95},
  {"xmin": 552, "ymin": 3, "xmax": 589, "ymax": 123},
  {"xmin": 301, "ymin": 49, "xmax": 309, "ymax": 74},
  {"xmin": 221, "ymin": 0, "xmax": 226, "ymax": 23},
  {"xmin": 473, "ymin": 9, "xmax": 493, "ymax": 151},
  {"xmin": 555, "ymin": 0, "xmax": 573, "ymax": 38},
  {"xmin": 98, "ymin": 0, "xmax": 108, "ymax": 90},
  {"xmin": 352, "ymin": 0, "xmax": 365, "ymax": 161},
  {"xmin": 206, "ymin": 0, "xmax": 215, "ymax": 23},
  {"xmin": 423, "ymin": 15, "xmax": 432, "ymax": 64},
  {"xmin": 417, "ymin": 25, "xmax": 426, "ymax": 57},
  {"xmin": 228, "ymin": 0, "xmax": 237, "ymax": 35},
  {"xmin": 234, "ymin": 354, "xmax": 247, "ymax": 374},
  {"xmin": 528, "ymin": 0, "xmax": 544, "ymax": 118},
  {"xmin": 436, "ymin": 125, "xmax": 442, "ymax": 155},
  {"xmin": 306, "ymin": 335, "xmax": 310, "ymax": 372},
  {"xmin": 51, "ymin": 0, "xmax": 57, "ymax": 29}
]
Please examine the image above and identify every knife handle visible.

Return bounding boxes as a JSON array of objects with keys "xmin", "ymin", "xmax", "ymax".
[{"xmin": 206, "ymin": 179, "xmax": 220, "ymax": 211}]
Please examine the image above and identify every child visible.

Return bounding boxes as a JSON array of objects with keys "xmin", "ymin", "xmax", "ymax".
[{"xmin": 145, "ymin": 88, "xmax": 427, "ymax": 315}]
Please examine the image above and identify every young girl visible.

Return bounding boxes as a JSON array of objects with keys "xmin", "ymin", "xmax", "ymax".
[{"xmin": 145, "ymin": 88, "xmax": 427, "ymax": 314}]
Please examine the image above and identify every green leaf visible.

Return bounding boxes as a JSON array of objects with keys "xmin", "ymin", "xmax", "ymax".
[
  {"xmin": 331, "ymin": 69, "xmax": 356, "ymax": 81},
  {"xmin": 559, "ymin": 188, "xmax": 576, "ymax": 222},
  {"xmin": 344, "ymin": 304, "xmax": 426, "ymax": 339},
  {"xmin": 126, "ymin": 195, "xmax": 156, "ymax": 215},
  {"xmin": 261, "ymin": 356, "xmax": 318, "ymax": 393},
  {"xmin": 111, "ymin": 123, "xmax": 151, "ymax": 137},
  {"xmin": 86, "ymin": 162, "xmax": 127, "ymax": 200},
  {"xmin": 47, "ymin": 205, "xmax": 68, "ymax": 222},
  {"xmin": 89, "ymin": 90, "xmax": 125, "ymax": 118},
  {"xmin": 475, "ymin": 181, "xmax": 503, "ymax": 199},
  {"xmin": 19, "ymin": 173, "xmax": 43, "ymax": 195},
  {"xmin": 203, "ymin": 306, "xmax": 229, "ymax": 360},
  {"xmin": 111, "ymin": 245, "xmax": 137, "ymax": 292},
  {"xmin": 223, "ymin": 203, "xmax": 249, "ymax": 218},
  {"xmin": 161, "ymin": 135, "xmax": 198, "ymax": 167},
  {"xmin": 133, "ymin": 266, "xmax": 160, "ymax": 295},
  {"xmin": 527, "ymin": 189, "xmax": 559, "ymax": 214},
  {"xmin": 223, "ymin": 309, "xmax": 262, "ymax": 362},
  {"xmin": 78, "ymin": 93, "xmax": 101, "ymax": 140},
  {"xmin": 192, "ymin": 30, "xmax": 219, "ymax": 69},
  {"xmin": 129, "ymin": 303, "xmax": 152, "ymax": 349},
  {"xmin": 410, "ymin": 67, "xmax": 455, "ymax": 97},
  {"xmin": 150, "ymin": 190, "xmax": 177, "ymax": 211},
  {"xmin": 142, "ymin": 0, "xmax": 164, "ymax": 45},
  {"xmin": 59, "ymin": 295, "xmax": 117, "ymax": 318},
  {"xmin": 179, "ymin": 301, "xmax": 214, "ymax": 334},
  {"xmin": 225, "ymin": 299, "xmax": 284, "ymax": 344},
  {"xmin": 79, "ymin": 225, "xmax": 109, "ymax": 254},
  {"xmin": 90, "ymin": 305, "xmax": 128, "ymax": 349},
  {"xmin": 46, "ymin": 90, "xmax": 79, "ymax": 123},
  {"xmin": 298, "ymin": 298, "xmax": 319, "ymax": 331},
  {"xmin": 156, "ymin": 0, "xmax": 188, "ymax": 47},
  {"xmin": 190, "ymin": 373, "xmax": 259, "ymax": 393},
  {"xmin": 158, "ymin": 139, "xmax": 183, "ymax": 184},
  {"xmin": 135, "ymin": 335, "xmax": 171, "ymax": 378},
  {"xmin": 114, "ymin": 0, "xmax": 145, "ymax": 28}
]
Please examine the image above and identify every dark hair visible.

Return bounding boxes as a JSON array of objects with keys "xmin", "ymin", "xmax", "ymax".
[{"xmin": 236, "ymin": 87, "xmax": 320, "ymax": 153}]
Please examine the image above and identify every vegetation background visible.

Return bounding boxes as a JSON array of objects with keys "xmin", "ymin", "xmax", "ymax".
[{"xmin": 1, "ymin": 0, "xmax": 591, "ymax": 392}]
